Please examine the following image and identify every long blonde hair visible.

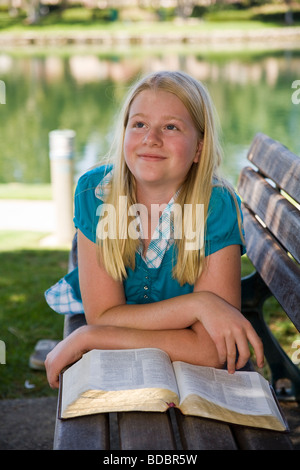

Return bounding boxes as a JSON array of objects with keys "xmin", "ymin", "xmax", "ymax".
[{"xmin": 97, "ymin": 71, "xmax": 239, "ymax": 285}]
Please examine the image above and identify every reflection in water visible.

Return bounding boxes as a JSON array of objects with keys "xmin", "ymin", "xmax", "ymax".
[{"xmin": 0, "ymin": 50, "xmax": 299, "ymax": 185}]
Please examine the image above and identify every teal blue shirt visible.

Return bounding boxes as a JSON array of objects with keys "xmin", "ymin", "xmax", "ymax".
[{"xmin": 45, "ymin": 164, "xmax": 245, "ymax": 314}]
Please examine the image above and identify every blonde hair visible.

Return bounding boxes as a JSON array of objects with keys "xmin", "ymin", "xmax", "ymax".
[{"xmin": 97, "ymin": 70, "xmax": 241, "ymax": 285}]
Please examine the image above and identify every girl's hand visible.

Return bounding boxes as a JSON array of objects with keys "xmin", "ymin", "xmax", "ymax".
[
  {"xmin": 45, "ymin": 326, "xmax": 90, "ymax": 388},
  {"xmin": 195, "ymin": 291, "xmax": 264, "ymax": 373}
]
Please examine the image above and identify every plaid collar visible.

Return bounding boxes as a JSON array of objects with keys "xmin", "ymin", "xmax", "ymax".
[{"xmin": 95, "ymin": 169, "xmax": 175, "ymax": 269}]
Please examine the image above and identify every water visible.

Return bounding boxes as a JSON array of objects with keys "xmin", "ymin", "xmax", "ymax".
[{"xmin": 0, "ymin": 48, "xmax": 299, "ymax": 187}]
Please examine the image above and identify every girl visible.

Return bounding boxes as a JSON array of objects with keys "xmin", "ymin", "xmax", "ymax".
[{"xmin": 45, "ymin": 71, "xmax": 264, "ymax": 388}]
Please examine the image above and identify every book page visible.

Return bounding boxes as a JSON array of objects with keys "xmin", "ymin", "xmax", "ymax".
[
  {"xmin": 62, "ymin": 348, "xmax": 179, "ymax": 409},
  {"xmin": 173, "ymin": 362, "xmax": 276, "ymax": 416}
]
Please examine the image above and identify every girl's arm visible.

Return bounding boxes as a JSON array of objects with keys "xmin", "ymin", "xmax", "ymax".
[
  {"xmin": 78, "ymin": 230, "xmax": 264, "ymax": 373},
  {"xmin": 45, "ymin": 230, "xmax": 263, "ymax": 387},
  {"xmin": 46, "ymin": 322, "xmax": 221, "ymax": 388},
  {"xmin": 79, "ymin": 230, "xmax": 233, "ymax": 331}
]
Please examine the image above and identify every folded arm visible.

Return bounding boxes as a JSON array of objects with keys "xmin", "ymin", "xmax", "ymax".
[
  {"xmin": 78, "ymin": 230, "xmax": 264, "ymax": 372},
  {"xmin": 46, "ymin": 230, "xmax": 264, "ymax": 388}
]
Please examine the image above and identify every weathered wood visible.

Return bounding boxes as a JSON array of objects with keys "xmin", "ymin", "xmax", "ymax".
[
  {"xmin": 238, "ymin": 166, "xmax": 300, "ymax": 264},
  {"xmin": 175, "ymin": 410, "xmax": 237, "ymax": 450},
  {"xmin": 54, "ymin": 413, "xmax": 110, "ymax": 450},
  {"xmin": 239, "ymin": 134, "xmax": 300, "ymax": 404},
  {"xmin": 118, "ymin": 411, "xmax": 176, "ymax": 450},
  {"xmin": 232, "ymin": 426, "xmax": 294, "ymax": 450},
  {"xmin": 242, "ymin": 206, "xmax": 300, "ymax": 331},
  {"xmin": 247, "ymin": 132, "xmax": 300, "ymax": 204}
]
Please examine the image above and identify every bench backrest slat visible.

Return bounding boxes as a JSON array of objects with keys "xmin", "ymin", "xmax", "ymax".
[
  {"xmin": 238, "ymin": 166, "xmax": 300, "ymax": 264},
  {"xmin": 242, "ymin": 206, "xmax": 300, "ymax": 331},
  {"xmin": 238, "ymin": 133, "xmax": 300, "ymax": 332},
  {"xmin": 247, "ymin": 132, "xmax": 300, "ymax": 204}
]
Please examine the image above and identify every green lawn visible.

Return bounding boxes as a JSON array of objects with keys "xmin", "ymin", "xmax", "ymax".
[
  {"xmin": 0, "ymin": 4, "xmax": 299, "ymax": 36},
  {"xmin": 0, "ymin": 231, "xmax": 67, "ymax": 398},
  {"xmin": 0, "ymin": 184, "xmax": 52, "ymax": 200}
]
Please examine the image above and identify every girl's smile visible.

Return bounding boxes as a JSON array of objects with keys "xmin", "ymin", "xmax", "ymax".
[{"xmin": 138, "ymin": 154, "xmax": 166, "ymax": 161}]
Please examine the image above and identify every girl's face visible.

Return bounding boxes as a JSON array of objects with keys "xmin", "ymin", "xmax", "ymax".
[{"xmin": 124, "ymin": 89, "xmax": 202, "ymax": 198}]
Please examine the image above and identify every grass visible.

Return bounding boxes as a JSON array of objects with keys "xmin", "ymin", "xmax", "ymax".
[
  {"xmin": 0, "ymin": 183, "xmax": 52, "ymax": 200},
  {"xmin": 0, "ymin": 4, "xmax": 299, "ymax": 36},
  {"xmin": 0, "ymin": 18, "xmax": 286, "ymax": 35},
  {"xmin": 0, "ymin": 231, "xmax": 67, "ymax": 399},
  {"xmin": 0, "ymin": 231, "xmax": 298, "ymax": 399}
]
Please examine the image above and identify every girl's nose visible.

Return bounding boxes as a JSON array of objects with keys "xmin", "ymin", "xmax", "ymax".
[{"xmin": 143, "ymin": 127, "xmax": 162, "ymax": 146}]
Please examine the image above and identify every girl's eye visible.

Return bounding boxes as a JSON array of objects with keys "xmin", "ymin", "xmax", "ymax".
[
  {"xmin": 134, "ymin": 122, "xmax": 145, "ymax": 128},
  {"xmin": 166, "ymin": 124, "xmax": 178, "ymax": 130}
]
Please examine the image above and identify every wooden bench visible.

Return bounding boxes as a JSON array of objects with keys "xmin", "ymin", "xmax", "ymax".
[
  {"xmin": 53, "ymin": 133, "xmax": 299, "ymax": 450},
  {"xmin": 238, "ymin": 133, "xmax": 300, "ymax": 404}
]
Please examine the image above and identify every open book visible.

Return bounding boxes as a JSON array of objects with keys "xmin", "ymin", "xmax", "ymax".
[{"xmin": 58, "ymin": 348, "xmax": 288, "ymax": 432}]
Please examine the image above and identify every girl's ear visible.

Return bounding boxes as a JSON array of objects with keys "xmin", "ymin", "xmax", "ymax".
[{"xmin": 193, "ymin": 141, "xmax": 203, "ymax": 163}]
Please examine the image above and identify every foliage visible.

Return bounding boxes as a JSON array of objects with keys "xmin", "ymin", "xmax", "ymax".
[{"xmin": 1, "ymin": 2, "xmax": 300, "ymax": 29}]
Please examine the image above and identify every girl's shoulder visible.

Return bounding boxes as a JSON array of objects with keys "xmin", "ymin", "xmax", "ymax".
[
  {"xmin": 73, "ymin": 163, "xmax": 113, "ymax": 243},
  {"xmin": 209, "ymin": 180, "xmax": 241, "ymax": 214},
  {"xmin": 75, "ymin": 163, "xmax": 113, "ymax": 198},
  {"xmin": 205, "ymin": 180, "xmax": 245, "ymax": 256}
]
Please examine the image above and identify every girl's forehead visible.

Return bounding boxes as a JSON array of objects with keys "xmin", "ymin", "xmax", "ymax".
[
  {"xmin": 132, "ymin": 88, "xmax": 178, "ymax": 104},
  {"xmin": 128, "ymin": 89, "xmax": 190, "ymax": 117}
]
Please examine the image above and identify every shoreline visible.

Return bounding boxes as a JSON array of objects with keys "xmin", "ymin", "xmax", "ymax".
[{"xmin": 0, "ymin": 25, "xmax": 300, "ymax": 49}]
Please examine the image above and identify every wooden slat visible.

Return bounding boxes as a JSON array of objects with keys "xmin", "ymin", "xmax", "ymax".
[
  {"xmin": 53, "ymin": 413, "xmax": 110, "ymax": 450},
  {"xmin": 242, "ymin": 206, "xmax": 300, "ymax": 331},
  {"xmin": 238, "ymin": 166, "xmax": 300, "ymax": 264},
  {"xmin": 175, "ymin": 410, "xmax": 237, "ymax": 450},
  {"xmin": 118, "ymin": 412, "xmax": 176, "ymax": 450},
  {"xmin": 232, "ymin": 426, "xmax": 294, "ymax": 450},
  {"xmin": 247, "ymin": 133, "xmax": 300, "ymax": 204}
]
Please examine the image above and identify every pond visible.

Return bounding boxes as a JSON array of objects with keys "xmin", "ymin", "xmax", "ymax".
[{"xmin": 0, "ymin": 47, "xmax": 299, "ymax": 187}]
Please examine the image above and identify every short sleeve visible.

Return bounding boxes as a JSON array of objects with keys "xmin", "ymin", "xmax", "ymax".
[
  {"xmin": 73, "ymin": 164, "xmax": 112, "ymax": 243},
  {"xmin": 205, "ymin": 185, "xmax": 246, "ymax": 257}
]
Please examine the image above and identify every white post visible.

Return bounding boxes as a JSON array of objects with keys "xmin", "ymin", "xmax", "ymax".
[{"xmin": 49, "ymin": 130, "xmax": 75, "ymax": 245}]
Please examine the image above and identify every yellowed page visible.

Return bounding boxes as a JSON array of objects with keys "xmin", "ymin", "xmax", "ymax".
[
  {"xmin": 178, "ymin": 393, "xmax": 286, "ymax": 431},
  {"xmin": 61, "ymin": 348, "xmax": 179, "ymax": 418},
  {"xmin": 173, "ymin": 361, "xmax": 286, "ymax": 430}
]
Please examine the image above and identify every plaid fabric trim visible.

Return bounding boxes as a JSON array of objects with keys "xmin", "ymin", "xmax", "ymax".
[
  {"xmin": 95, "ymin": 169, "xmax": 113, "ymax": 201},
  {"xmin": 138, "ymin": 196, "xmax": 175, "ymax": 268},
  {"xmin": 44, "ymin": 278, "xmax": 84, "ymax": 315}
]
